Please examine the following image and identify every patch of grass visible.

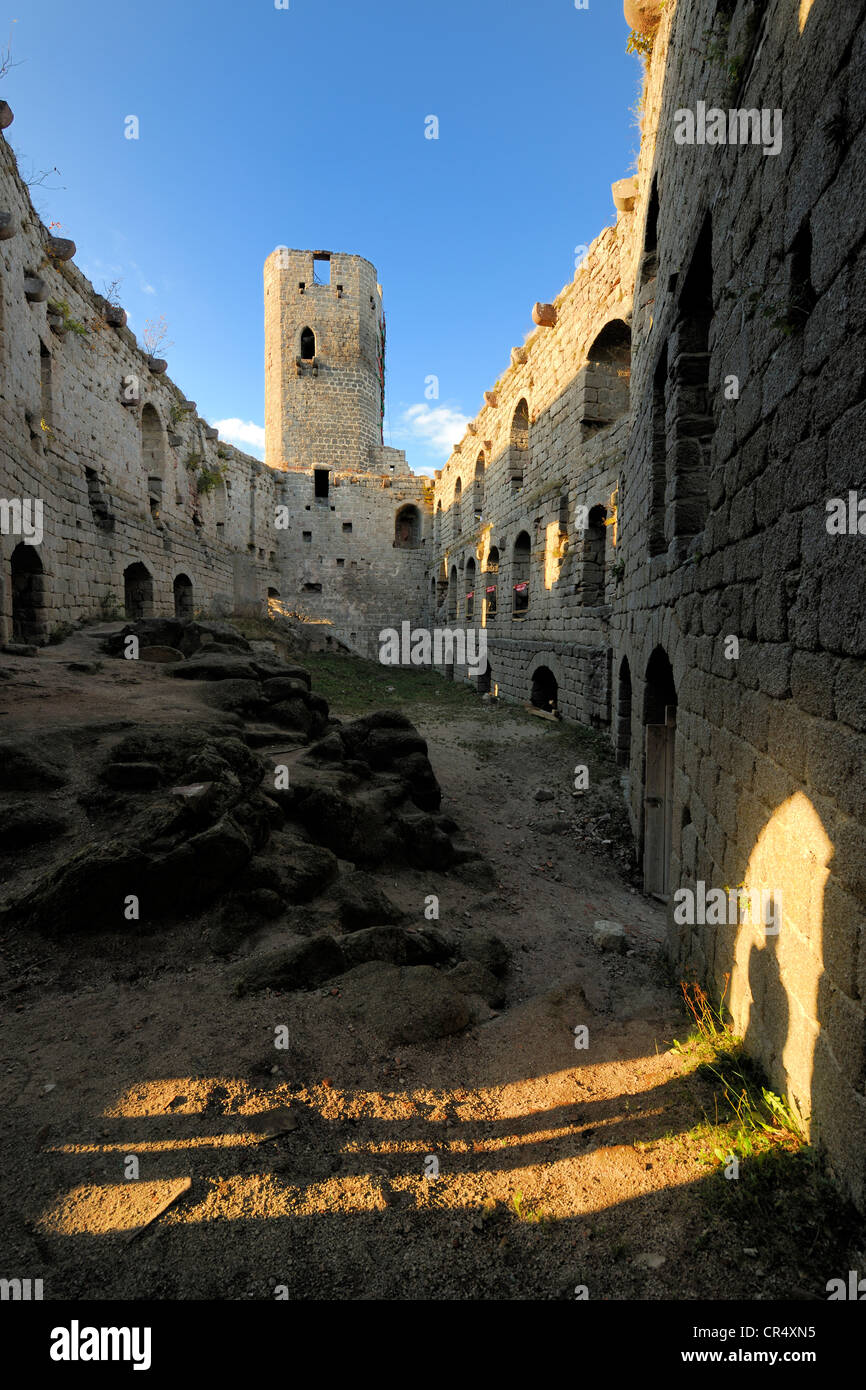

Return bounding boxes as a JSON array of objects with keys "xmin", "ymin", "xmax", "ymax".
[
  {"xmin": 512, "ymin": 1190, "xmax": 552, "ymax": 1226},
  {"xmin": 674, "ymin": 979, "xmax": 858, "ymax": 1269}
]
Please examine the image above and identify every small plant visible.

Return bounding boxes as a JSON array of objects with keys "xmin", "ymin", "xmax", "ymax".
[
  {"xmin": 48, "ymin": 621, "xmax": 76, "ymax": 645},
  {"xmin": 511, "ymin": 1190, "xmax": 551, "ymax": 1226},
  {"xmin": 102, "ymin": 277, "xmax": 123, "ymax": 307},
  {"xmin": 195, "ymin": 464, "xmax": 225, "ymax": 496},
  {"xmin": 611, "ymin": 559, "xmax": 626, "ymax": 583},
  {"xmin": 141, "ymin": 315, "xmax": 173, "ymax": 357},
  {"xmin": 184, "ymin": 451, "xmax": 204, "ymax": 472},
  {"xmin": 169, "ymin": 401, "xmax": 191, "ymax": 427},
  {"xmin": 626, "ymin": 29, "xmax": 654, "ymax": 59},
  {"xmin": 54, "ymin": 299, "xmax": 88, "ymax": 336},
  {"xmin": 98, "ymin": 593, "xmax": 123, "ymax": 620}
]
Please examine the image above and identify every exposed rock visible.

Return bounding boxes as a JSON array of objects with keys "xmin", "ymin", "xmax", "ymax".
[
  {"xmin": 458, "ymin": 929, "xmax": 509, "ymax": 977},
  {"xmin": 448, "ymin": 959, "xmax": 505, "ymax": 1008},
  {"xmin": 341, "ymin": 924, "xmax": 451, "ymax": 969},
  {"xmin": 139, "ymin": 646, "xmax": 184, "ymax": 664},
  {"xmin": 336, "ymin": 962, "xmax": 471, "ymax": 1044},
  {"xmin": 593, "ymin": 919, "xmax": 627, "ymax": 953},
  {"xmin": 232, "ymin": 934, "xmax": 347, "ymax": 995},
  {"xmin": 101, "ymin": 761, "xmax": 163, "ymax": 790},
  {"xmin": 330, "ymin": 872, "xmax": 404, "ymax": 930},
  {"xmin": 0, "ymin": 735, "xmax": 71, "ymax": 790},
  {"xmin": 0, "ymin": 803, "xmax": 70, "ymax": 849}
]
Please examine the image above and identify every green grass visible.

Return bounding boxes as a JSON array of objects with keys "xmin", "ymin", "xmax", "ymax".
[{"xmin": 672, "ymin": 980, "xmax": 859, "ymax": 1266}]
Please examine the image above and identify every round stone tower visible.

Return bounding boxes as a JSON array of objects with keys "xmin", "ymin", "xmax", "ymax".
[{"xmin": 264, "ymin": 247, "xmax": 386, "ymax": 473}]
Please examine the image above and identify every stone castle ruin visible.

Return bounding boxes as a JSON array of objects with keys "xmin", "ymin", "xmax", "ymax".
[{"xmin": 1, "ymin": 0, "xmax": 865, "ymax": 1205}]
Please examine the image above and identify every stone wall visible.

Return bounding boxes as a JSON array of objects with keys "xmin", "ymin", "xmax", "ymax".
[
  {"xmin": 0, "ymin": 128, "xmax": 279, "ymax": 643},
  {"xmin": 424, "ymin": 0, "xmax": 866, "ymax": 1207},
  {"xmin": 615, "ymin": 0, "xmax": 866, "ymax": 1207},
  {"xmin": 1, "ymin": 0, "xmax": 864, "ymax": 1207}
]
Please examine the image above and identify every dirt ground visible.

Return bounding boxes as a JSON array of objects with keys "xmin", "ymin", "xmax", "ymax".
[{"xmin": 0, "ymin": 627, "xmax": 862, "ymax": 1301}]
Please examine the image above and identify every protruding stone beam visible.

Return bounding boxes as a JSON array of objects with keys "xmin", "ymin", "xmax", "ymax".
[
  {"xmin": 466, "ymin": 422, "xmax": 477, "ymax": 435},
  {"xmin": 204, "ymin": 426, "xmax": 218, "ymax": 441},
  {"xmin": 612, "ymin": 177, "xmax": 638, "ymax": 213},
  {"xmin": 624, "ymin": 0, "xmax": 665, "ymax": 36},
  {"xmin": 483, "ymin": 390, "xmax": 498, "ymax": 408},
  {"xmin": 532, "ymin": 302, "xmax": 557, "ymax": 328},
  {"xmin": 24, "ymin": 275, "xmax": 49, "ymax": 303},
  {"xmin": 146, "ymin": 355, "xmax": 168, "ymax": 374},
  {"xmin": 0, "ymin": 101, "xmax": 13, "ymax": 129},
  {"xmin": 511, "ymin": 345, "xmax": 528, "ymax": 366},
  {"xmin": 44, "ymin": 235, "xmax": 76, "ymax": 262},
  {"xmin": 46, "ymin": 301, "xmax": 67, "ymax": 337},
  {"xmin": 104, "ymin": 305, "xmax": 127, "ymax": 328},
  {"xmin": 0, "ymin": 211, "xmax": 16, "ymax": 240}
]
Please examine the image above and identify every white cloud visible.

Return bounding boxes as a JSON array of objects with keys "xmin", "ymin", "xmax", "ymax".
[
  {"xmin": 141, "ymin": 282, "xmax": 156, "ymax": 295},
  {"xmin": 213, "ymin": 418, "xmax": 266, "ymax": 457},
  {"xmin": 397, "ymin": 402, "xmax": 471, "ymax": 457}
]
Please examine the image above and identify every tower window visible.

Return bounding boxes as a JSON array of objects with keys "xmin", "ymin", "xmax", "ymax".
[
  {"xmin": 314, "ymin": 468, "xmax": 330, "ymax": 500},
  {"xmin": 313, "ymin": 254, "xmax": 331, "ymax": 285},
  {"xmin": 303, "ymin": 531, "xmax": 312, "ymax": 542},
  {"xmin": 300, "ymin": 326, "xmax": 316, "ymax": 360},
  {"xmin": 342, "ymin": 521, "xmax": 353, "ymax": 533}
]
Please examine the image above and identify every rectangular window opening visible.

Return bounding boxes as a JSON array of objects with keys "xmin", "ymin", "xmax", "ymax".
[
  {"xmin": 313, "ymin": 255, "xmax": 331, "ymax": 286},
  {"xmin": 342, "ymin": 521, "xmax": 353, "ymax": 533},
  {"xmin": 314, "ymin": 468, "xmax": 330, "ymax": 500}
]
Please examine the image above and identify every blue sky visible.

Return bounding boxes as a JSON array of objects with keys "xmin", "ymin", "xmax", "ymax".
[{"xmin": 5, "ymin": 0, "xmax": 641, "ymax": 474}]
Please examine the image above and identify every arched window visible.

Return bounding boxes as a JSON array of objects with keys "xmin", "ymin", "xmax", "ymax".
[
  {"xmin": 453, "ymin": 478, "xmax": 463, "ymax": 539},
  {"xmin": 300, "ymin": 326, "xmax": 316, "ymax": 360},
  {"xmin": 473, "ymin": 453, "xmax": 485, "ymax": 523},
  {"xmin": 668, "ymin": 212, "xmax": 714, "ymax": 545},
  {"xmin": 530, "ymin": 666, "xmax": 558, "ymax": 712},
  {"xmin": 509, "ymin": 399, "xmax": 529, "ymax": 491},
  {"xmin": 465, "ymin": 556, "xmax": 476, "ymax": 618},
  {"xmin": 643, "ymin": 646, "xmax": 678, "ymax": 897},
  {"xmin": 394, "ymin": 504, "xmax": 421, "ymax": 549},
  {"xmin": 214, "ymin": 479, "xmax": 227, "ymax": 537},
  {"xmin": 485, "ymin": 546, "xmax": 499, "ymax": 618},
  {"xmin": 141, "ymin": 403, "xmax": 165, "ymax": 520},
  {"xmin": 11, "ymin": 543, "xmax": 47, "ymax": 644},
  {"xmin": 512, "ymin": 531, "xmax": 530, "ymax": 615},
  {"xmin": 617, "ymin": 657, "xmax": 632, "ymax": 768},
  {"xmin": 447, "ymin": 564, "xmax": 458, "ymax": 621},
  {"xmin": 124, "ymin": 562, "xmax": 154, "ymax": 620},
  {"xmin": 582, "ymin": 321, "xmax": 631, "ymax": 430},
  {"xmin": 582, "ymin": 505, "xmax": 607, "ymax": 604},
  {"xmin": 173, "ymin": 573, "xmax": 194, "ymax": 619}
]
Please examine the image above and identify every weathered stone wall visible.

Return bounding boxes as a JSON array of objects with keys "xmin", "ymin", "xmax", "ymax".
[
  {"xmin": 615, "ymin": 0, "xmax": 866, "ymax": 1207},
  {"xmin": 427, "ymin": 220, "xmax": 637, "ymax": 724},
  {"xmin": 0, "ymin": 128, "xmax": 279, "ymax": 642},
  {"xmin": 425, "ymin": 0, "xmax": 866, "ymax": 1207},
  {"xmin": 273, "ymin": 459, "xmax": 432, "ymax": 659},
  {"xmin": 264, "ymin": 248, "xmax": 389, "ymax": 474},
  {"xmin": 1, "ymin": 0, "xmax": 864, "ymax": 1208}
]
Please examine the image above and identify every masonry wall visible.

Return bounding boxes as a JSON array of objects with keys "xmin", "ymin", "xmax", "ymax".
[
  {"xmin": 425, "ymin": 0, "xmax": 866, "ymax": 1208},
  {"xmin": 427, "ymin": 219, "xmax": 637, "ymax": 725},
  {"xmin": 613, "ymin": 0, "xmax": 866, "ymax": 1207},
  {"xmin": 273, "ymin": 459, "xmax": 432, "ymax": 659},
  {"xmin": 0, "ymin": 128, "xmax": 279, "ymax": 643},
  {"xmin": 264, "ymin": 248, "xmax": 388, "ymax": 474}
]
